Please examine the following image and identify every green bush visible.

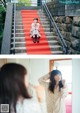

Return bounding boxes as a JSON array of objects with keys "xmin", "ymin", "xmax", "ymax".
[
  {"xmin": 0, "ymin": 6, "xmax": 6, "ymax": 52},
  {"xmin": 18, "ymin": 0, "xmax": 31, "ymax": 6}
]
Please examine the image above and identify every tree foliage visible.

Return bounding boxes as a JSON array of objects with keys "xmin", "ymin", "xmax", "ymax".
[
  {"xmin": 0, "ymin": 0, "xmax": 7, "ymax": 8},
  {"xmin": 0, "ymin": 5, "xmax": 6, "ymax": 52}
]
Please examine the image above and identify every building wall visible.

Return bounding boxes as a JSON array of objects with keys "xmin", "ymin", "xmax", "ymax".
[
  {"xmin": 47, "ymin": 0, "xmax": 80, "ymax": 16},
  {"xmin": 65, "ymin": 4, "xmax": 80, "ymax": 16},
  {"xmin": 72, "ymin": 59, "xmax": 80, "ymax": 113},
  {"xmin": 47, "ymin": 0, "xmax": 65, "ymax": 16},
  {"xmin": 0, "ymin": 59, "xmax": 7, "ymax": 67},
  {"xmin": 7, "ymin": 59, "xmax": 50, "ymax": 85}
]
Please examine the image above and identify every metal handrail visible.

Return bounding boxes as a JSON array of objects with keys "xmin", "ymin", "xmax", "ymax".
[
  {"xmin": 42, "ymin": 0, "xmax": 68, "ymax": 54},
  {"xmin": 13, "ymin": 3, "xmax": 16, "ymax": 54}
]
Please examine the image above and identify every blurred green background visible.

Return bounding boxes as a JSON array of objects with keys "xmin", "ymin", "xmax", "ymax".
[
  {"xmin": 0, "ymin": 6, "xmax": 6, "ymax": 52},
  {"xmin": 18, "ymin": 0, "xmax": 31, "ymax": 6}
]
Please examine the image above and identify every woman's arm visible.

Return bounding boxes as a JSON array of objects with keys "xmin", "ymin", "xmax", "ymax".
[
  {"xmin": 29, "ymin": 83, "xmax": 45, "ymax": 103},
  {"xmin": 38, "ymin": 72, "xmax": 50, "ymax": 87},
  {"xmin": 30, "ymin": 23, "xmax": 33, "ymax": 34}
]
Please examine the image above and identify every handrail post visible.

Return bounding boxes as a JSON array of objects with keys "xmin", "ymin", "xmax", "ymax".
[
  {"xmin": 50, "ymin": 18, "xmax": 51, "ymax": 32},
  {"xmin": 66, "ymin": 46, "xmax": 69, "ymax": 54},
  {"xmin": 13, "ymin": 3, "xmax": 16, "ymax": 54}
]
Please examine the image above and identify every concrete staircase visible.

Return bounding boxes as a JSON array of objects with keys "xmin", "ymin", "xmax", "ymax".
[{"xmin": 11, "ymin": 9, "xmax": 63, "ymax": 54}]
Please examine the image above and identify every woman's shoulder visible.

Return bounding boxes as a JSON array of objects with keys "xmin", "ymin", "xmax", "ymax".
[{"xmin": 16, "ymin": 98, "xmax": 41, "ymax": 113}]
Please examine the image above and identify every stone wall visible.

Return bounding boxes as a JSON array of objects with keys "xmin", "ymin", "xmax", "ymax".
[
  {"xmin": 54, "ymin": 16, "xmax": 80, "ymax": 54},
  {"xmin": 71, "ymin": 17, "xmax": 80, "ymax": 54}
]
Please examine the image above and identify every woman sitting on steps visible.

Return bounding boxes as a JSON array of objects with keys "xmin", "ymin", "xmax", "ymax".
[{"xmin": 30, "ymin": 18, "xmax": 41, "ymax": 43}]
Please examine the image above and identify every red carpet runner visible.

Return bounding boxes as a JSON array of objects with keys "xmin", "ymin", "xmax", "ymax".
[{"xmin": 21, "ymin": 10, "xmax": 51, "ymax": 54}]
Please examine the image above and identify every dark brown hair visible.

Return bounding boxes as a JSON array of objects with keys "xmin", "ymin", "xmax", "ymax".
[
  {"xmin": 0, "ymin": 63, "xmax": 31, "ymax": 113},
  {"xmin": 34, "ymin": 18, "xmax": 38, "ymax": 21},
  {"xmin": 49, "ymin": 70, "xmax": 63, "ymax": 93}
]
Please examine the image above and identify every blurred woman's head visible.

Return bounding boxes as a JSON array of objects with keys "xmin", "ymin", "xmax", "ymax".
[
  {"xmin": 49, "ymin": 70, "xmax": 63, "ymax": 93},
  {"xmin": 0, "ymin": 63, "xmax": 31, "ymax": 113}
]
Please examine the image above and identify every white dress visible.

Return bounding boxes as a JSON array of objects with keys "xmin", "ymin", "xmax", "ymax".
[
  {"xmin": 30, "ymin": 23, "xmax": 40, "ymax": 37},
  {"xmin": 16, "ymin": 98, "xmax": 42, "ymax": 113}
]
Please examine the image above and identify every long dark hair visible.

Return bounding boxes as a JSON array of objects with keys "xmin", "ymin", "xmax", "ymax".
[
  {"xmin": 0, "ymin": 63, "xmax": 31, "ymax": 113},
  {"xmin": 49, "ymin": 70, "xmax": 63, "ymax": 93}
]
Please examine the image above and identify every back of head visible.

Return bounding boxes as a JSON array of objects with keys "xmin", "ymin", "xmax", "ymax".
[{"xmin": 0, "ymin": 63, "xmax": 31, "ymax": 113}]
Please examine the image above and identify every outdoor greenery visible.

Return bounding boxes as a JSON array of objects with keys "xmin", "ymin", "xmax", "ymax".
[
  {"xmin": 0, "ymin": 0, "xmax": 7, "ymax": 8},
  {"xmin": 18, "ymin": 0, "xmax": 31, "ymax": 6},
  {"xmin": 0, "ymin": 6, "xmax": 6, "ymax": 52}
]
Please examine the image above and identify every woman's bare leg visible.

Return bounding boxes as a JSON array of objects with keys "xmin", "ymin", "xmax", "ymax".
[
  {"xmin": 33, "ymin": 35, "xmax": 36, "ymax": 43},
  {"xmin": 37, "ymin": 36, "xmax": 40, "ymax": 43}
]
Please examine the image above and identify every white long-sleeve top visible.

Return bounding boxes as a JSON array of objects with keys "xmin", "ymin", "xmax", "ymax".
[{"xmin": 39, "ymin": 73, "xmax": 68, "ymax": 113}]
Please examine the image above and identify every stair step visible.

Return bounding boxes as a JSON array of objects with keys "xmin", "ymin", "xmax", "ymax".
[
  {"xmin": 12, "ymin": 29, "xmax": 52, "ymax": 33},
  {"xmin": 11, "ymin": 39, "xmax": 25, "ymax": 42},
  {"xmin": 13, "ymin": 24, "xmax": 50, "ymax": 28},
  {"xmin": 50, "ymin": 46, "xmax": 62, "ymax": 51},
  {"xmin": 11, "ymin": 36, "xmax": 57, "ymax": 39},
  {"xmin": 48, "ymin": 41, "xmax": 58, "ymax": 44},
  {"xmin": 46, "ymin": 35, "xmax": 57, "ymax": 38},
  {"xmin": 12, "ymin": 33, "xmax": 24, "ymax": 37},
  {"xmin": 21, "ymin": 16, "xmax": 47, "ymax": 18},
  {"xmin": 45, "ymin": 31, "xmax": 54, "ymax": 35},
  {"xmin": 14, "ymin": 51, "xmax": 63, "ymax": 55},
  {"xmin": 51, "ymin": 51, "xmax": 63, "ymax": 54},
  {"xmin": 13, "ymin": 22, "xmax": 49, "ymax": 25},
  {"xmin": 13, "ymin": 28, "xmax": 50, "ymax": 30},
  {"xmin": 11, "ymin": 45, "xmax": 61, "ymax": 50},
  {"xmin": 12, "ymin": 32, "xmax": 54, "ymax": 35},
  {"xmin": 15, "ymin": 53, "xmax": 27, "ymax": 55},
  {"xmin": 15, "ymin": 19, "xmax": 22, "ymax": 21},
  {"xmin": 11, "ymin": 37, "xmax": 25, "ymax": 39},
  {"xmin": 14, "ymin": 49, "xmax": 27, "ymax": 53},
  {"xmin": 12, "ymin": 30, "xmax": 24, "ymax": 33},
  {"xmin": 25, "ymin": 51, "xmax": 62, "ymax": 55},
  {"xmin": 50, "ymin": 45, "xmax": 61, "ymax": 48},
  {"xmin": 15, "ymin": 21, "xmax": 49, "ymax": 24},
  {"xmin": 11, "ymin": 47, "xmax": 26, "ymax": 50},
  {"xmin": 15, "ymin": 51, "xmax": 63, "ymax": 55},
  {"xmin": 26, "ymin": 51, "xmax": 51, "ymax": 54},
  {"xmin": 11, "ymin": 38, "xmax": 58, "ymax": 44},
  {"xmin": 11, "ymin": 42, "xmax": 26, "ymax": 44},
  {"xmin": 11, "ymin": 44, "xmax": 26, "ymax": 48}
]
